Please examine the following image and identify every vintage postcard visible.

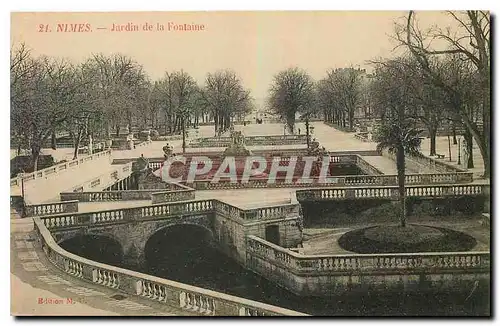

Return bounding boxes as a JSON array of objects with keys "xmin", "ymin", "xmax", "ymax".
[{"xmin": 10, "ymin": 10, "xmax": 490, "ymax": 317}]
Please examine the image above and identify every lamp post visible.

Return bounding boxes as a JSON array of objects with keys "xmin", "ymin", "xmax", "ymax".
[
  {"xmin": 19, "ymin": 170, "xmax": 26, "ymax": 217},
  {"xmin": 447, "ymin": 134, "xmax": 452, "ymax": 162}
]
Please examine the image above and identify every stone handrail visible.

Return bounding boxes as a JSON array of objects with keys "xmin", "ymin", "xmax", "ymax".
[
  {"xmin": 38, "ymin": 198, "xmax": 300, "ymax": 231},
  {"xmin": 63, "ymin": 163, "xmax": 133, "ymax": 194},
  {"xmin": 381, "ymin": 149, "xmax": 467, "ymax": 174},
  {"xmin": 60, "ymin": 190, "xmax": 153, "ymax": 202},
  {"xmin": 355, "ymin": 155, "xmax": 384, "ymax": 175},
  {"xmin": 295, "ymin": 184, "xmax": 487, "ymax": 201},
  {"xmin": 153, "ymin": 135, "xmax": 183, "ymax": 141},
  {"xmin": 38, "ymin": 200, "xmax": 215, "ymax": 230},
  {"xmin": 25, "ymin": 200, "xmax": 79, "ymax": 217},
  {"xmin": 213, "ymin": 201, "xmax": 246, "ymax": 221},
  {"xmin": 10, "ymin": 150, "xmax": 112, "ymax": 187},
  {"xmin": 354, "ymin": 133, "xmax": 370, "ymax": 142},
  {"xmin": 243, "ymin": 204, "xmax": 299, "ymax": 221},
  {"xmin": 60, "ymin": 182, "xmax": 194, "ymax": 203},
  {"xmin": 32, "ymin": 217, "xmax": 307, "ymax": 316},
  {"xmin": 189, "ymin": 135, "xmax": 309, "ymax": 148},
  {"xmin": 151, "ymin": 189, "xmax": 196, "ymax": 204},
  {"xmin": 186, "ymin": 172, "xmax": 474, "ymax": 190},
  {"xmin": 246, "ymin": 235, "xmax": 490, "ymax": 276}
]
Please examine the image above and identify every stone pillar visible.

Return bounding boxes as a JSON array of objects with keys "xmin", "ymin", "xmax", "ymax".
[
  {"xmin": 483, "ymin": 185, "xmax": 490, "ymax": 213},
  {"xmin": 122, "ymin": 242, "xmax": 146, "ymax": 269}
]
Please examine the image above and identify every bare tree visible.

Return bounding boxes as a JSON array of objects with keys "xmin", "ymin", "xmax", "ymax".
[
  {"xmin": 170, "ymin": 70, "xmax": 198, "ymax": 152},
  {"xmin": 267, "ymin": 67, "xmax": 316, "ymax": 137},
  {"xmin": 91, "ymin": 53, "xmax": 147, "ymax": 137},
  {"xmin": 318, "ymin": 67, "xmax": 365, "ymax": 131},
  {"xmin": 11, "ymin": 46, "xmax": 85, "ymax": 170},
  {"xmin": 201, "ymin": 70, "xmax": 252, "ymax": 136},
  {"xmin": 396, "ymin": 10, "xmax": 490, "ymax": 177}
]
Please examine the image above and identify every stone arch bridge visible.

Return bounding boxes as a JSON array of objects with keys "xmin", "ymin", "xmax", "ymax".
[{"xmin": 42, "ymin": 199, "xmax": 303, "ymax": 267}]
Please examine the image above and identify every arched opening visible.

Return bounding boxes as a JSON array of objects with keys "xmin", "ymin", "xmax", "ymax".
[
  {"xmin": 58, "ymin": 234, "xmax": 123, "ymax": 267},
  {"xmin": 144, "ymin": 224, "xmax": 218, "ymax": 284},
  {"xmin": 145, "ymin": 223, "xmax": 263, "ymax": 293}
]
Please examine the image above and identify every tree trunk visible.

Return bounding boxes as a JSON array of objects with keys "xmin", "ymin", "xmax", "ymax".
[
  {"xmin": 31, "ymin": 143, "xmax": 41, "ymax": 172},
  {"xmin": 182, "ymin": 117, "xmax": 186, "ymax": 154},
  {"xmin": 51, "ymin": 129, "xmax": 57, "ymax": 150},
  {"xmin": 396, "ymin": 145, "xmax": 406, "ymax": 227},
  {"xmin": 429, "ymin": 126, "xmax": 437, "ymax": 156},
  {"xmin": 349, "ymin": 108, "xmax": 354, "ymax": 131},
  {"xmin": 464, "ymin": 129, "xmax": 474, "ymax": 168},
  {"xmin": 214, "ymin": 112, "xmax": 218, "ymax": 136},
  {"xmin": 452, "ymin": 123, "xmax": 457, "ymax": 144},
  {"xmin": 115, "ymin": 125, "xmax": 120, "ymax": 137},
  {"xmin": 72, "ymin": 130, "xmax": 83, "ymax": 160}
]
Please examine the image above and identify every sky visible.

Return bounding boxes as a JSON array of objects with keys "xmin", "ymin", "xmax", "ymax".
[{"xmin": 11, "ymin": 11, "xmax": 453, "ymax": 106}]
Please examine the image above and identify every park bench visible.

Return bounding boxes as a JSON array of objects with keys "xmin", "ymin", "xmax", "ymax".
[{"xmin": 435, "ymin": 153, "xmax": 445, "ymax": 159}]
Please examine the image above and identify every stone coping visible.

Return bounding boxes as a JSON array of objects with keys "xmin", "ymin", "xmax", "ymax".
[
  {"xmin": 10, "ymin": 150, "xmax": 112, "ymax": 187},
  {"xmin": 247, "ymin": 234, "xmax": 490, "ymax": 260},
  {"xmin": 33, "ymin": 217, "xmax": 308, "ymax": 316}
]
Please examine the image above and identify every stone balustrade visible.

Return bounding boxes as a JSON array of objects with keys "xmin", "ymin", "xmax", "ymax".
[
  {"xmin": 244, "ymin": 204, "xmax": 299, "ymax": 221},
  {"xmin": 40, "ymin": 183, "xmax": 488, "ymax": 231},
  {"xmin": 189, "ymin": 135, "xmax": 309, "ymax": 148},
  {"xmin": 213, "ymin": 201, "xmax": 246, "ymax": 221},
  {"xmin": 61, "ymin": 182, "xmax": 194, "ymax": 203},
  {"xmin": 24, "ymin": 200, "xmax": 79, "ymax": 217},
  {"xmin": 187, "ymin": 172, "xmax": 473, "ymax": 190},
  {"xmin": 10, "ymin": 150, "xmax": 112, "ymax": 187},
  {"xmin": 151, "ymin": 189, "xmax": 196, "ymax": 204},
  {"xmin": 38, "ymin": 200, "xmax": 217, "ymax": 230},
  {"xmin": 153, "ymin": 135, "xmax": 183, "ymax": 141},
  {"xmin": 64, "ymin": 163, "xmax": 133, "ymax": 194},
  {"xmin": 296, "ymin": 184, "xmax": 488, "ymax": 201},
  {"xmin": 246, "ymin": 235, "xmax": 490, "ymax": 275},
  {"xmin": 381, "ymin": 149, "xmax": 467, "ymax": 174},
  {"xmin": 354, "ymin": 133, "xmax": 370, "ymax": 142},
  {"xmin": 355, "ymin": 156, "xmax": 384, "ymax": 175},
  {"xmin": 33, "ymin": 217, "xmax": 307, "ymax": 316},
  {"xmin": 149, "ymin": 161, "xmax": 163, "ymax": 170}
]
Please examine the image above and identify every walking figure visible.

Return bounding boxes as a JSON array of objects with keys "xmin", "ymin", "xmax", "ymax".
[{"xmin": 298, "ymin": 128, "xmax": 301, "ymax": 135}]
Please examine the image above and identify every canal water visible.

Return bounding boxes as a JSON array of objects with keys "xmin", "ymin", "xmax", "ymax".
[{"xmin": 61, "ymin": 229, "xmax": 490, "ymax": 316}]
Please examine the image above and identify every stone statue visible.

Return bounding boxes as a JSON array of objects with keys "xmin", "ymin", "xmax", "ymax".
[
  {"xmin": 126, "ymin": 133, "xmax": 135, "ymax": 150},
  {"xmin": 133, "ymin": 154, "xmax": 149, "ymax": 173},
  {"xmin": 132, "ymin": 154, "xmax": 150, "ymax": 187},
  {"xmin": 106, "ymin": 139, "xmax": 113, "ymax": 150},
  {"xmin": 163, "ymin": 143, "xmax": 173, "ymax": 159},
  {"xmin": 87, "ymin": 135, "xmax": 93, "ymax": 155},
  {"xmin": 462, "ymin": 140, "xmax": 469, "ymax": 169},
  {"xmin": 223, "ymin": 129, "xmax": 251, "ymax": 156}
]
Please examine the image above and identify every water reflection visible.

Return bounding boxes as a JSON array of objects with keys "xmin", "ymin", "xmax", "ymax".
[{"xmin": 61, "ymin": 229, "xmax": 490, "ymax": 316}]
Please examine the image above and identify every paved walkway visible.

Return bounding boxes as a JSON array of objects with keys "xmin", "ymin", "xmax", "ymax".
[
  {"xmin": 10, "ymin": 215, "xmax": 191, "ymax": 316},
  {"xmin": 420, "ymin": 136, "xmax": 486, "ymax": 179},
  {"xmin": 75, "ymin": 188, "xmax": 300, "ymax": 213},
  {"xmin": 195, "ymin": 188, "xmax": 298, "ymax": 208},
  {"xmin": 12, "ymin": 160, "xmax": 120, "ymax": 204}
]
